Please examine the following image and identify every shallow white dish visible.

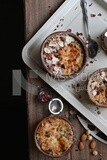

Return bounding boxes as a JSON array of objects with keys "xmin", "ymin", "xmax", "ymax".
[{"xmin": 22, "ymin": 0, "xmax": 107, "ymax": 135}]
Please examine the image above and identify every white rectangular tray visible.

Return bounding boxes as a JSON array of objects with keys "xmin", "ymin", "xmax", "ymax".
[
  {"xmin": 103, "ymin": 0, "xmax": 107, "ymax": 3},
  {"xmin": 22, "ymin": 0, "xmax": 107, "ymax": 135}
]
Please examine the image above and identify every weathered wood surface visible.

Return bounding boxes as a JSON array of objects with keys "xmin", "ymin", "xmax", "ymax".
[{"xmin": 24, "ymin": 0, "xmax": 107, "ymax": 159}]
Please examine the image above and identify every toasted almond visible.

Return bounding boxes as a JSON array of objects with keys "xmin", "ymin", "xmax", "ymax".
[
  {"xmin": 80, "ymin": 133, "xmax": 87, "ymax": 141},
  {"xmin": 89, "ymin": 140, "xmax": 96, "ymax": 149},
  {"xmin": 78, "ymin": 142, "xmax": 84, "ymax": 150}
]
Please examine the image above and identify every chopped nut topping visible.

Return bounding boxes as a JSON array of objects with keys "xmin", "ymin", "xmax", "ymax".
[
  {"xmin": 65, "ymin": 36, "xmax": 74, "ymax": 44},
  {"xmin": 92, "ymin": 90, "xmax": 97, "ymax": 96},
  {"xmin": 43, "ymin": 33, "xmax": 85, "ymax": 77},
  {"xmin": 44, "ymin": 47, "xmax": 52, "ymax": 53},
  {"xmin": 88, "ymin": 70, "xmax": 107, "ymax": 106}
]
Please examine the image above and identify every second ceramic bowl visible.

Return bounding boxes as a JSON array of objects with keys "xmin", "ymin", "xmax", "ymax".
[
  {"xmin": 87, "ymin": 68, "xmax": 107, "ymax": 108},
  {"xmin": 41, "ymin": 31, "xmax": 87, "ymax": 79},
  {"xmin": 34, "ymin": 116, "xmax": 74, "ymax": 158}
]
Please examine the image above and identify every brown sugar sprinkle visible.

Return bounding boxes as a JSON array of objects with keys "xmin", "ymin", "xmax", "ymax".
[
  {"xmin": 89, "ymin": 3, "xmax": 93, "ymax": 7},
  {"xmin": 97, "ymin": 13, "xmax": 102, "ymax": 16},
  {"xmin": 90, "ymin": 13, "xmax": 96, "ymax": 17}
]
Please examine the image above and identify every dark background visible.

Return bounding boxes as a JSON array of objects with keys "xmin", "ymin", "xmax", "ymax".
[{"xmin": 0, "ymin": 0, "xmax": 28, "ymax": 160}]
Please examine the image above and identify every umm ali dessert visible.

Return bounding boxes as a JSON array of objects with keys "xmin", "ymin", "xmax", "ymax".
[
  {"xmin": 34, "ymin": 116, "xmax": 74, "ymax": 157},
  {"xmin": 87, "ymin": 68, "xmax": 107, "ymax": 107},
  {"xmin": 41, "ymin": 32, "xmax": 87, "ymax": 78}
]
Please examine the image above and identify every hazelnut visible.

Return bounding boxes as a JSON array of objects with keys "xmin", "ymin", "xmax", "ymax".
[
  {"xmin": 86, "ymin": 130, "xmax": 91, "ymax": 135},
  {"xmin": 87, "ymin": 135, "xmax": 93, "ymax": 141},
  {"xmin": 92, "ymin": 150, "xmax": 98, "ymax": 156}
]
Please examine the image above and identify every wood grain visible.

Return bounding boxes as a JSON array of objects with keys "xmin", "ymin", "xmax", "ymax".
[{"xmin": 24, "ymin": 0, "xmax": 107, "ymax": 160}]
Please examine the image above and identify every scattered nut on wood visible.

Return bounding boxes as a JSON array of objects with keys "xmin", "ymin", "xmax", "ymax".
[
  {"xmin": 92, "ymin": 150, "xmax": 98, "ymax": 156},
  {"xmin": 78, "ymin": 142, "xmax": 84, "ymax": 150},
  {"xmin": 86, "ymin": 130, "xmax": 91, "ymax": 135},
  {"xmin": 89, "ymin": 140, "xmax": 96, "ymax": 149},
  {"xmin": 87, "ymin": 135, "xmax": 93, "ymax": 141},
  {"xmin": 81, "ymin": 133, "xmax": 87, "ymax": 141}
]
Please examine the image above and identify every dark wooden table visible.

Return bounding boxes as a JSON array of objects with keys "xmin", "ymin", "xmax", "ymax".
[{"xmin": 24, "ymin": 0, "xmax": 107, "ymax": 160}]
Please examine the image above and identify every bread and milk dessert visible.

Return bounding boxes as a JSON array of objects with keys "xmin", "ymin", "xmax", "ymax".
[
  {"xmin": 87, "ymin": 68, "xmax": 107, "ymax": 107},
  {"xmin": 41, "ymin": 32, "xmax": 87, "ymax": 78},
  {"xmin": 34, "ymin": 116, "xmax": 74, "ymax": 157}
]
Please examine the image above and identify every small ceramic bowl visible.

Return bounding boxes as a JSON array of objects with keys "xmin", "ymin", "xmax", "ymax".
[
  {"xmin": 87, "ymin": 68, "xmax": 107, "ymax": 108},
  {"xmin": 100, "ymin": 30, "xmax": 107, "ymax": 53},
  {"xmin": 48, "ymin": 98, "xmax": 64, "ymax": 115},
  {"xmin": 41, "ymin": 31, "xmax": 87, "ymax": 79},
  {"xmin": 34, "ymin": 116, "xmax": 74, "ymax": 158}
]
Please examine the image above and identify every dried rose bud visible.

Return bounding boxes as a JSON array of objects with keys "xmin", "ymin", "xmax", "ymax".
[{"xmin": 38, "ymin": 89, "xmax": 52, "ymax": 102}]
